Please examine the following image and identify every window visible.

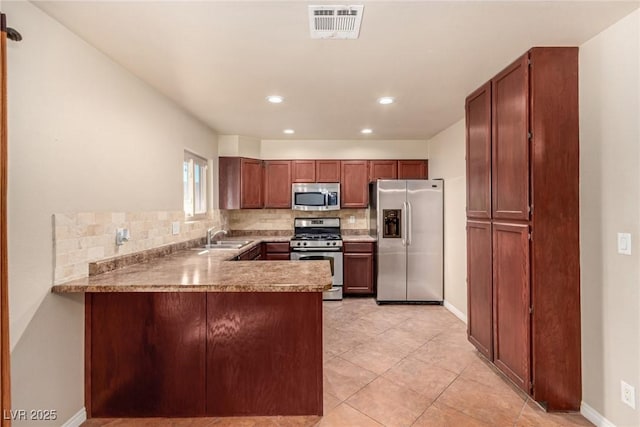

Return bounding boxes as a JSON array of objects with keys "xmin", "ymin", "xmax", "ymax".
[{"xmin": 183, "ymin": 151, "xmax": 208, "ymax": 218}]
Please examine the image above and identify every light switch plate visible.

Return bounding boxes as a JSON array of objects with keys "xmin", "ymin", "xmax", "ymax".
[
  {"xmin": 617, "ymin": 233, "xmax": 631, "ymax": 255},
  {"xmin": 172, "ymin": 222, "xmax": 180, "ymax": 236}
]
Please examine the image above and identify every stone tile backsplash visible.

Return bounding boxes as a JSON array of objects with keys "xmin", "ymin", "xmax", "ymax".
[
  {"xmin": 226, "ymin": 209, "xmax": 368, "ymax": 233},
  {"xmin": 53, "ymin": 210, "xmax": 227, "ymax": 284},
  {"xmin": 53, "ymin": 208, "xmax": 368, "ymax": 284}
]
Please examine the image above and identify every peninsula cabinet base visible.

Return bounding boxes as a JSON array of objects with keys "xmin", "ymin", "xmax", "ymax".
[{"xmin": 85, "ymin": 292, "xmax": 323, "ymax": 418}]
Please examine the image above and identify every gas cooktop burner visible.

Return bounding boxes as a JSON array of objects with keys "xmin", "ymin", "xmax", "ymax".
[{"xmin": 293, "ymin": 233, "xmax": 342, "ymax": 241}]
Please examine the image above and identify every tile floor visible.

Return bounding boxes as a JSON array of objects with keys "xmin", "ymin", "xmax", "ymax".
[{"xmin": 82, "ymin": 298, "xmax": 593, "ymax": 427}]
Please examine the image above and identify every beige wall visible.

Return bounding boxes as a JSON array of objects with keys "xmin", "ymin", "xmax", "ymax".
[
  {"xmin": 579, "ymin": 9, "xmax": 640, "ymax": 427},
  {"xmin": 218, "ymin": 134, "xmax": 261, "ymax": 158},
  {"xmin": 260, "ymin": 139, "xmax": 428, "ymax": 160},
  {"xmin": 6, "ymin": 2, "xmax": 218, "ymax": 425},
  {"xmin": 427, "ymin": 120, "xmax": 467, "ymax": 320}
]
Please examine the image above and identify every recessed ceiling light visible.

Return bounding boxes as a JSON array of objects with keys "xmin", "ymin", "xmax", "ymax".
[
  {"xmin": 283, "ymin": 129, "xmax": 295, "ymax": 134},
  {"xmin": 361, "ymin": 128, "xmax": 373, "ymax": 134},
  {"xmin": 378, "ymin": 97, "xmax": 395, "ymax": 105},
  {"xmin": 266, "ymin": 95, "xmax": 284, "ymax": 104}
]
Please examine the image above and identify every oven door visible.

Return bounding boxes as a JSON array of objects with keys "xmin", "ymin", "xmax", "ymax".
[{"xmin": 290, "ymin": 251, "xmax": 343, "ymax": 300}]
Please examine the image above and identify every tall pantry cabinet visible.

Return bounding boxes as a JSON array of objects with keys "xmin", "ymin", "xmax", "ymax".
[{"xmin": 465, "ymin": 47, "xmax": 580, "ymax": 411}]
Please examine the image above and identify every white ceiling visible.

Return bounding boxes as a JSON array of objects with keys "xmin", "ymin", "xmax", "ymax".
[{"xmin": 34, "ymin": 1, "xmax": 639, "ymax": 140}]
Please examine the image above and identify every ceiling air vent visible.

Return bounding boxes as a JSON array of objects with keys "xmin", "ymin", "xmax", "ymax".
[{"xmin": 308, "ymin": 5, "xmax": 364, "ymax": 39}]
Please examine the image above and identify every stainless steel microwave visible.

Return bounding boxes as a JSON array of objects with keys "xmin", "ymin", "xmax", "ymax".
[{"xmin": 291, "ymin": 183, "xmax": 340, "ymax": 211}]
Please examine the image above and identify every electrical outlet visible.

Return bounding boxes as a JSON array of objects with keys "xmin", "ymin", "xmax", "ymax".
[
  {"xmin": 172, "ymin": 221, "xmax": 180, "ymax": 235},
  {"xmin": 349, "ymin": 215, "xmax": 356, "ymax": 224},
  {"xmin": 621, "ymin": 380, "xmax": 636, "ymax": 409},
  {"xmin": 617, "ymin": 233, "xmax": 632, "ymax": 255}
]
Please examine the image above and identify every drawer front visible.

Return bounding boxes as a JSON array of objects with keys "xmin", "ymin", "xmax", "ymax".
[
  {"xmin": 343, "ymin": 241, "xmax": 374, "ymax": 253},
  {"xmin": 264, "ymin": 242, "xmax": 290, "ymax": 253},
  {"xmin": 265, "ymin": 253, "xmax": 290, "ymax": 261}
]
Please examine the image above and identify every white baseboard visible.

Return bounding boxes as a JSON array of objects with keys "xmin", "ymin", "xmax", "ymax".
[
  {"xmin": 444, "ymin": 300, "xmax": 467, "ymax": 324},
  {"xmin": 581, "ymin": 402, "xmax": 616, "ymax": 427},
  {"xmin": 61, "ymin": 407, "xmax": 86, "ymax": 427}
]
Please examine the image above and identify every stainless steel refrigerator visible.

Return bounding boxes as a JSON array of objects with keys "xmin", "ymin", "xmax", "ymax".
[{"xmin": 370, "ymin": 180, "xmax": 443, "ymax": 303}]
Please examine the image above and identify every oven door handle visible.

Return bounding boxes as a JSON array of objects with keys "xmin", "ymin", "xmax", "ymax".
[{"xmin": 291, "ymin": 248, "xmax": 342, "ymax": 252}]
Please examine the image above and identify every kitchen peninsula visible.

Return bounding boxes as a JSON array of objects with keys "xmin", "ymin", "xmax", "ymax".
[{"xmin": 52, "ymin": 241, "xmax": 331, "ymax": 419}]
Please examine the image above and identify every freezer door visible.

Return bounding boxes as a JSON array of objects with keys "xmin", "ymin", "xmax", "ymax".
[
  {"xmin": 406, "ymin": 180, "xmax": 444, "ymax": 301},
  {"xmin": 376, "ymin": 180, "xmax": 408, "ymax": 302}
]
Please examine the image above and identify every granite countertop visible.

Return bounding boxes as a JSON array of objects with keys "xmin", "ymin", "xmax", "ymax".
[{"xmin": 52, "ymin": 238, "xmax": 332, "ymax": 294}]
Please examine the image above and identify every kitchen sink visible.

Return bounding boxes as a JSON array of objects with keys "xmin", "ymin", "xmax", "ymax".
[{"xmin": 191, "ymin": 240, "xmax": 253, "ymax": 250}]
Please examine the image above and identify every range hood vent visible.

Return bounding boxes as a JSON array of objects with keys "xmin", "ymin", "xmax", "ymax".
[{"xmin": 308, "ymin": 5, "xmax": 364, "ymax": 39}]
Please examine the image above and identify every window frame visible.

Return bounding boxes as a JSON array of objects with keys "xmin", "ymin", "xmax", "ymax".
[{"xmin": 183, "ymin": 150, "xmax": 209, "ymax": 220}]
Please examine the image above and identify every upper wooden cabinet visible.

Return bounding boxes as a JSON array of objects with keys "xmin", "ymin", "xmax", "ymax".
[
  {"xmin": 492, "ymin": 55, "xmax": 530, "ymax": 221},
  {"xmin": 263, "ymin": 161, "xmax": 291, "ymax": 209},
  {"xmin": 340, "ymin": 160, "xmax": 369, "ymax": 208},
  {"xmin": 466, "ymin": 83, "xmax": 492, "ymax": 219},
  {"xmin": 397, "ymin": 160, "xmax": 428, "ymax": 179},
  {"xmin": 219, "ymin": 157, "xmax": 263, "ymax": 209},
  {"xmin": 369, "ymin": 160, "xmax": 397, "ymax": 181},
  {"xmin": 292, "ymin": 160, "xmax": 316, "ymax": 183},
  {"xmin": 316, "ymin": 160, "xmax": 340, "ymax": 182}
]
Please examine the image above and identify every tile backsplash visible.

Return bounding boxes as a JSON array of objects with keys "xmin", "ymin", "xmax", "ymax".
[
  {"xmin": 53, "ymin": 208, "xmax": 368, "ymax": 284},
  {"xmin": 53, "ymin": 210, "xmax": 227, "ymax": 284},
  {"xmin": 226, "ymin": 209, "xmax": 368, "ymax": 233}
]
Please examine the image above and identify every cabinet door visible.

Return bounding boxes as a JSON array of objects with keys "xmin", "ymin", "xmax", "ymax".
[
  {"xmin": 466, "ymin": 83, "xmax": 492, "ymax": 219},
  {"xmin": 369, "ymin": 160, "xmax": 397, "ymax": 181},
  {"xmin": 263, "ymin": 161, "xmax": 291, "ymax": 208},
  {"xmin": 343, "ymin": 253, "xmax": 373, "ymax": 294},
  {"xmin": 466, "ymin": 221, "xmax": 493, "ymax": 360},
  {"xmin": 292, "ymin": 160, "xmax": 316, "ymax": 183},
  {"xmin": 492, "ymin": 55, "xmax": 530, "ymax": 220},
  {"xmin": 340, "ymin": 160, "xmax": 369, "ymax": 208},
  {"xmin": 316, "ymin": 160, "xmax": 340, "ymax": 183},
  {"xmin": 397, "ymin": 160, "xmax": 428, "ymax": 179},
  {"xmin": 265, "ymin": 253, "xmax": 290, "ymax": 261},
  {"xmin": 240, "ymin": 158, "xmax": 263, "ymax": 208},
  {"xmin": 492, "ymin": 222, "xmax": 530, "ymax": 393}
]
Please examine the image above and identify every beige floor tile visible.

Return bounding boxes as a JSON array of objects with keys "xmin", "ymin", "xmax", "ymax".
[
  {"xmin": 515, "ymin": 399, "xmax": 594, "ymax": 427},
  {"xmin": 435, "ymin": 376, "xmax": 525, "ymax": 426},
  {"xmin": 392, "ymin": 317, "xmax": 447, "ymax": 341},
  {"xmin": 459, "ymin": 357, "xmax": 528, "ymax": 400},
  {"xmin": 409, "ymin": 340, "xmax": 477, "ymax": 374},
  {"xmin": 359, "ymin": 308, "xmax": 412, "ymax": 326},
  {"xmin": 323, "ymin": 327, "xmax": 371, "ymax": 357},
  {"xmin": 339, "ymin": 339, "xmax": 410, "ymax": 374},
  {"xmin": 211, "ymin": 417, "xmax": 279, "ymax": 426},
  {"xmin": 411, "ymin": 402, "xmax": 493, "ymax": 427},
  {"xmin": 376, "ymin": 326, "xmax": 431, "ymax": 352},
  {"xmin": 334, "ymin": 316, "xmax": 396, "ymax": 337},
  {"xmin": 272, "ymin": 416, "xmax": 322, "ymax": 427},
  {"xmin": 323, "ymin": 356, "xmax": 377, "ymax": 400},
  {"xmin": 323, "ymin": 392, "xmax": 342, "ymax": 415},
  {"xmin": 382, "ymin": 358, "xmax": 458, "ymax": 401},
  {"xmin": 346, "ymin": 377, "xmax": 432, "ymax": 427},
  {"xmin": 315, "ymin": 403, "xmax": 382, "ymax": 427}
]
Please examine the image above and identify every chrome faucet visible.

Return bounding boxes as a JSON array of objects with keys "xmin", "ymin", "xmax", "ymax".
[{"xmin": 207, "ymin": 228, "xmax": 228, "ymax": 246}]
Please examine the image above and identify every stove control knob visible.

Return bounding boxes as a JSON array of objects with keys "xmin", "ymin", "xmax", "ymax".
[
  {"xmin": 326, "ymin": 242, "xmax": 330, "ymax": 246},
  {"xmin": 332, "ymin": 242, "xmax": 337, "ymax": 246},
  {"xmin": 303, "ymin": 242, "xmax": 307, "ymax": 246},
  {"xmin": 296, "ymin": 242, "xmax": 301, "ymax": 246}
]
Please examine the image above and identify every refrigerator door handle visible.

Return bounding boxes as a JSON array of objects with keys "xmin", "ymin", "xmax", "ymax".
[
  {"xmin": 402, "ymin": 202, "xmax": 408, "ymax": 246},
  {"xmin": 407, "ymin": 201, "xmax": 412, "ymax": 246}
]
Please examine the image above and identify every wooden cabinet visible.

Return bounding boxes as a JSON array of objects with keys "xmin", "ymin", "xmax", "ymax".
[
  {"xmin": 238, "ymin": 244, "xmax": 262, "ymax": 261},
  {"xmin": 343, "ymin": 242, "xmax": 374, "ymax": 294},
  {"xmin": 292, "ymin": 160, "xmax": 340, "ymax": 183},
  {"xmin": 465, "ymin": 47, "xmax": 580, "ymax": 411},
  {"xmin": 466, "ymin": 221, "xmax": 493, "ymax": 360},
  {"xmin": 316, "ymin": 160, "xmax": 341, "ymax": 182},
  {"xmin": 369, "ymin": 160, "xmax": 397, "ymax": 181},
  {"xmin": 262, "ymin": 242, "xmax": 290, "ymax": 261},
  {"xmin": 219, "ymin": 157, "xmax": 263, "ymax": 209},
  {"xmin": 292, "ymin": 160, "xmax": 316, "ymax": 183},
  {"xmin": 263, "ymin": 161, "xmax": 291, "ymax": 208},
  {"xmin": 397, "ymin": 160, "xmax": 428, "ymax": 179},
  {"xmin": 466, "ymin": 83, "xmax": 492, "ymax": 219},
  {"xmin": 340, "ymin": 161, "xmax": 369, "ymax": 208},
  {"xmin": 492, "ymin": 56, "xmax": 530, "ymax": 221}
]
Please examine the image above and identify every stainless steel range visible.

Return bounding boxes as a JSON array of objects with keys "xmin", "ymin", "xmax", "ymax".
[{"xmin": 290, "ymin": 218, "xmax": 343, "ymax": 301}]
